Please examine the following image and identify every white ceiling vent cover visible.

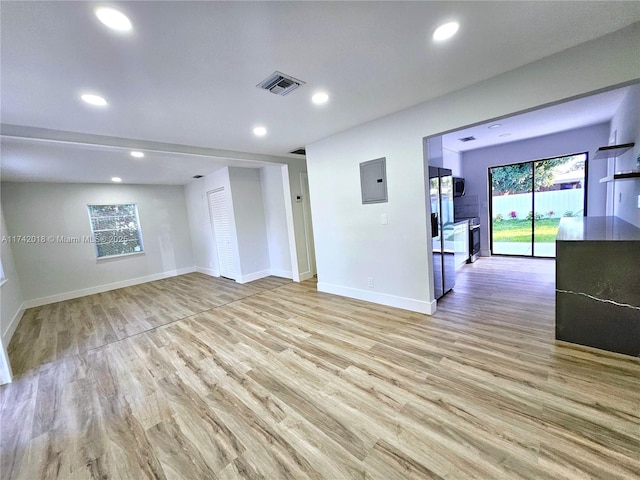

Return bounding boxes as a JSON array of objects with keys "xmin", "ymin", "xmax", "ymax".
[{"xmin": 257, "ymin": 71, "xmax": 305, "ymax": 96}]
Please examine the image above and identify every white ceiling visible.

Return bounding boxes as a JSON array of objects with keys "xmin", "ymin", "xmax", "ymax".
[
  {"xmin": 2, "ymin": 1, "xmax": 640, "ymax": 184},
  {"xmin": 0, "ymin": 136, "xmax": 275, "ymax": 184},
  {"xmin": 442, "ymin": 86, "xmax": 631, "ymax": 153}
]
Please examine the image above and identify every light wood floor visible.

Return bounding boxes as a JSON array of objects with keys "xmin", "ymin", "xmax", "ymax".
[
  {"xmin": 1, "ymin": 258, "xmax": 639, "ymax": 479},
  {"xmin": 7, "ymin": 274, "xmax": 292, "ymax": 375}
]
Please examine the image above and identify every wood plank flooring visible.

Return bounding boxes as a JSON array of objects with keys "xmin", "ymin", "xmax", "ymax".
[
  {"xmin": 7, "ymin": 273, "xmax": 291, "ymax": 375},
  {"xmin": 1, "ymin": 258, "xmax": 639, "ymax": 479}
]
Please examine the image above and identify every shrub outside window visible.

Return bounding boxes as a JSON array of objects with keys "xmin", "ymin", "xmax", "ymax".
[{"xmin": 87, "ymin": 204, "xmax": 144, "ymax": 258}]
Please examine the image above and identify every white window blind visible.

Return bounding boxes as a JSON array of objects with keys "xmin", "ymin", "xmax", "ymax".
[{"xmin": 87, "ymin": 204, "xmax": 144, "ymax": 258}]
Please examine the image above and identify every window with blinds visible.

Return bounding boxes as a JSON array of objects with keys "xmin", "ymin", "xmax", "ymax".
[{"xmin": 87, "ymin": 204, "xmax": 144, "ymax": 259}]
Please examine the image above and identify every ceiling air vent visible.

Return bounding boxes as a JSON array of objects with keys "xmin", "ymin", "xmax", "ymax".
[
  {"xmin": 458, "ymin": 136, "xmax": 476, "ymax": 143},
  {"xmin": 257, "ymin": 71, "xmax": 305, "ymax": 96},
  {"xmin": 290, "ymin": 147, "xmax": 306, "ymax": 155}
]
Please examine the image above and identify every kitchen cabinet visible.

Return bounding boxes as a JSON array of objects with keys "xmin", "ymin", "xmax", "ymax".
[{"xmin": 453, "ymin": 220, "xmax": 470, "ymax": 269}]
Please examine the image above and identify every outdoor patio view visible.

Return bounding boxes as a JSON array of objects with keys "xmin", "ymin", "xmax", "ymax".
[{"xmin": 490, "ymin": 153, "xmax": 586, "ymax": 257}]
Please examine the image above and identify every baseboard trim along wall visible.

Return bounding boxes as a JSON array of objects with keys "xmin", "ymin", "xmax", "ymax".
[
  {"xmin": 23, "ymin": 267, "xmax": 197, "ymax": 309},
  {"xmin": 236, "ymin": 269, "xmax": 272, "ymax": 284},
  {"xmin": 195, "ymin": 266, "xmax": 220, "ymax": 277},
  {"xmin": 2, "ymin": 303, "xmax": 26, "ymax": 346},
  {"xmin": 317, "ymin": 282, "xmax": 437, "ymax": 315},
  {"xmin": 196, "ymin": 267, "xmax": 292, "ymax": 283},
  {"xmin": 19, "ymin": 264, "xmax": 294, "ymax": 320},
  {"xmin": 270, "ymin": 269, "xmax": 293, "ymax": 280},
  {"xmin": 299, "ymin": 271, "xmax": 315, "ymax": 281}
]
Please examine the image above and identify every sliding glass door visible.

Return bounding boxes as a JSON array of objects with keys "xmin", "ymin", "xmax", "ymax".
[{"xmin": 490, "ymin": 154, "xmax": 587, "ymax": 258}]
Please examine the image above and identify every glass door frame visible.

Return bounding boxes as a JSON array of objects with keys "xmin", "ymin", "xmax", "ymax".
[{"xmin": 488, "ymin": 152, "xmax": 589, "ymax": 258}]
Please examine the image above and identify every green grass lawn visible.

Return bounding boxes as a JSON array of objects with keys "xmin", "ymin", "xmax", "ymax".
[{"xmin": 492, "ymin": 218, "xmax": 561, "ymax": 242}]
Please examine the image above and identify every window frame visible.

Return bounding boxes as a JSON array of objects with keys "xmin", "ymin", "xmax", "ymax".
[{"xmin": 87, "ymin": 203, "xmax": 145, "ymax": 260}]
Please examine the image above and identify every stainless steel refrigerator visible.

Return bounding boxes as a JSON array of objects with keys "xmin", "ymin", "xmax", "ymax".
[{"xmin": 429, "ymin": 166, "xmax": 455, "ymax": 299}]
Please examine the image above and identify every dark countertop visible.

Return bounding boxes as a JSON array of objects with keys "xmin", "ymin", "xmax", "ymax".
[{"xmin": 556, "ymin": 216, "xmax": 640, "ymax": 241}]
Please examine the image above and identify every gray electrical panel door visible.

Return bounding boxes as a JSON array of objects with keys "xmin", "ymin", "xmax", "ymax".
[{"xmin": 360, "ymin": 157, "xmax": 387, "ymax": 204}]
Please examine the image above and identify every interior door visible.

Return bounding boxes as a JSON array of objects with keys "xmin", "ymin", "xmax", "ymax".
[{"xmin": 208, "ymin": 188, "xmax": 236, "ymax": 280}]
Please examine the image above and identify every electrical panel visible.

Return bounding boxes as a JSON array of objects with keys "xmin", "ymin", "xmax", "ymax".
[{"xmin": 360, "ymin": 157, "xmax": 387, "ymax": 204}]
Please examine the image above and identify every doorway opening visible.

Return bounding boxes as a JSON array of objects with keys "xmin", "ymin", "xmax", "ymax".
[
  {"xmin": 299, "ymin": 172, "xmax": 317, "ymax": 280},
  {"xmin": 489, "ymin": 153, "xmax": 587, "ymax": 257}
]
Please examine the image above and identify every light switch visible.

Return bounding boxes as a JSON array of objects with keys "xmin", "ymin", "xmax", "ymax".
[{"xmin": 381, "ymin": 213, "xmax": 388, "ymax": 225}]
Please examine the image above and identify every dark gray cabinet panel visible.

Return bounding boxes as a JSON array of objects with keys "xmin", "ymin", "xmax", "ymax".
[{"xmin": 556, "ymin": 216, "xmax": 640, "ymax": 356}]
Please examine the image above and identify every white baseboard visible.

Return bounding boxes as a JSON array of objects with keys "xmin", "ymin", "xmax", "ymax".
[
  {"xmin": 317, "ymin": 282, "xmax": 437, "ymax": 315},
  {"xmin": 270, "ymin": 269, "xmax": 293, "ymax": 279},
  {"xmin": 236, "ymin": 269, "xmax": 271, "ymax": 284},
  {"xmin": 481, "ymin": 249, "xmax": 491, "ymax": 257},
  {"xmin": 2, "ymin": 302, "xmax": 26, "ymax": 345},
  {"xmin": 299, "ymin": 271, "xmax": 315, "ymax": 281},
  {"xmin": 195, "ymin": 266, "xmax": 220, "ymax": 277},
  {"xmin": 23, "ymin": 267, "xmax": 197, "ymax": 309},
  {"xmin": 196, "ymin": 266, "xmax": 292, "ymax": 282}
]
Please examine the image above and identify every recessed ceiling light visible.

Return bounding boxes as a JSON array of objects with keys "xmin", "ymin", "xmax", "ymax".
[
  {"xmin": 130, "ymin": 151, "xmax": 144, "ymax": 158},
  {"xmin": 488, "ymin": 124, "xmax": 502, "ymax": 129},
  {"xmin": 81, "ymin": 93, "xmax": 108, "ymax": 106},
  {"xmin": 433, "ymin": 22, "xmax": 459, "ymax": 42},
  {"xmin": 312, "ymin": 92, "xmax": 329, "ymax": 105},
  {"xmin": 95, "ymin": 7, "xmax": 132, "ymax": 32},
  {"xmin": 499, "ymin": 133, "xmax": 512, "ymax": 137},
  {"xmin": 253, "ymin": 126, "xmax": 267, "ymax": 137},
  {"xmin": 111, "ymin": 177, "xmax": 122, "ymax": 183}
]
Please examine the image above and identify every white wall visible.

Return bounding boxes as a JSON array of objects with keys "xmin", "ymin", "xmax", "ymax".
[
  {"xmin": 0, "ymin": 205, "xmax": 25, "ymax": 383},
  {"xmin": 308, "ymin": 126, "xmax": 434, "ymax": 314},
  {"xmin": 185, "ymin": 167, "xmax": 239, "ymax": 278},
  {"xmin": 609, "ymin": 84, "xmax": 640, "ymax": 227},
  {"xmin": 1, "ymin": 182, "xmax": 194, "ymax": 306},
  {"xmin": 1, "ymin": 205, "xmax": 25, "ymax": 342},
  {"xmin": 443, "ymin": 148, "xmax": 462, "ymax": 177},
  {"xmin": 261, "ymin": 165, "xmax": 292, "ymax": 278},
  {"xmin": 462, "ymin": 123, "xmax": 610, "ymax": 255},
  {"xmin": 228, "ymin": 167, "xmax": 271, "ymax": 282},
  {"xmin": 185, "ymin": 165, "xmax": 296, "ymax": 282},
  {"xmin": 306, "ymin": 22, "xmax": 640, "ymax": 313}
]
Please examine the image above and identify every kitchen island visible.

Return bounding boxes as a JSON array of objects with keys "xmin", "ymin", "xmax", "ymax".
[{"xmin": 556, "ymin": 216, "xmax": 640, "ymax": 356}]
